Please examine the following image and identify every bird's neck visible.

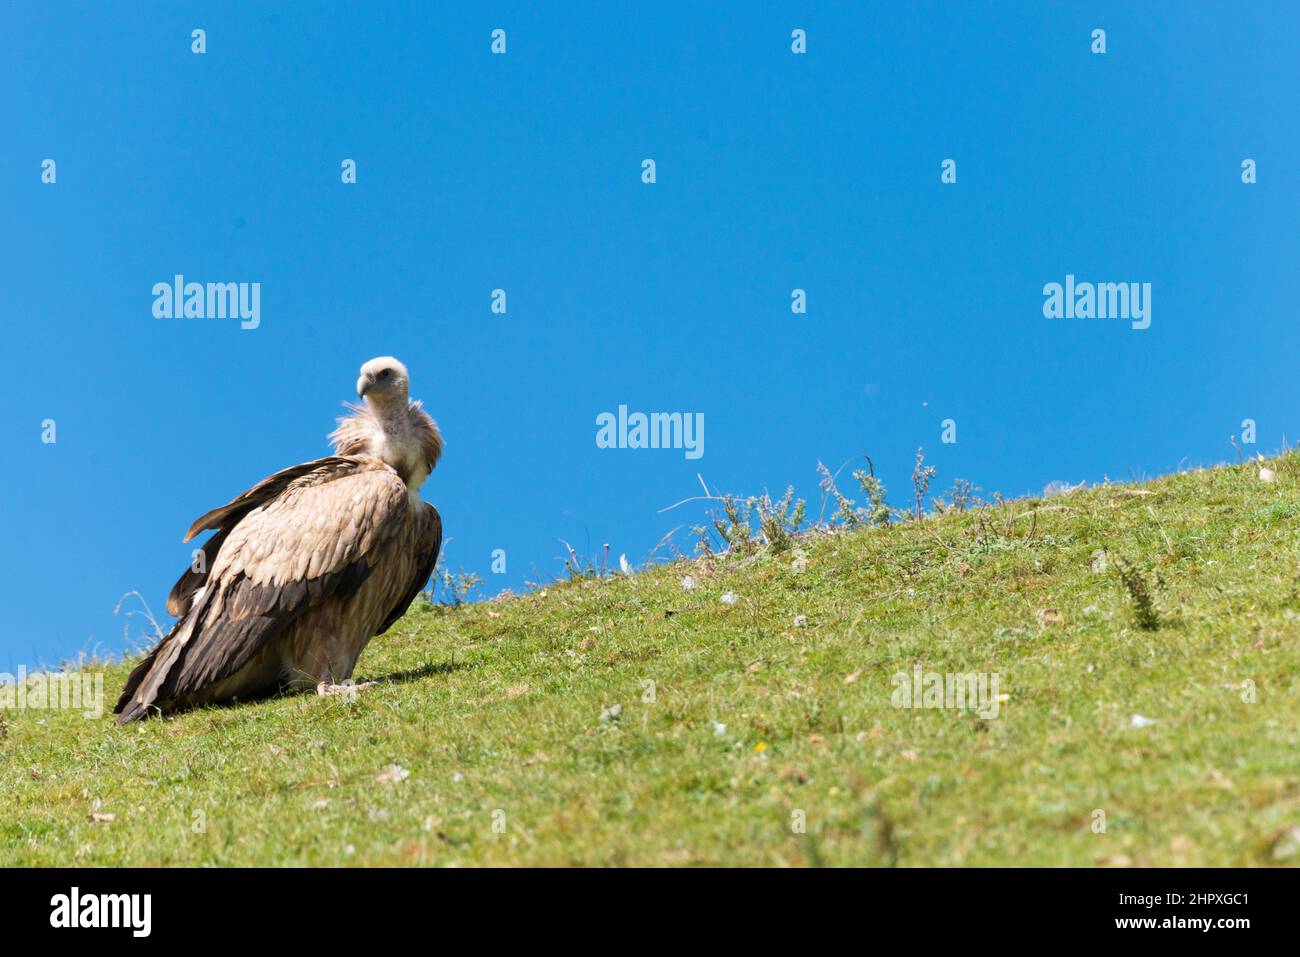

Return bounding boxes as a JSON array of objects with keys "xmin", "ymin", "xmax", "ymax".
[
  {"xmin": 366, "ymin": 398, "xmax": 426, "ymax": 492},
  {"xmin": 368, "ymin": 396, "xmax": 409, "ymax": 435}
]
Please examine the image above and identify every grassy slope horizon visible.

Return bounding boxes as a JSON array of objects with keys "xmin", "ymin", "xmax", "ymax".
[{"xmin": 3, "ymin": 454, "xmax": 1298, "ymax": 866}]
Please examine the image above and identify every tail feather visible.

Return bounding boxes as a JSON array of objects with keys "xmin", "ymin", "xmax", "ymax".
[
  {"xmin": 114, "ymin": 640, "xmax": 169, "ymax": 723},
  {"xmin": 113, "ymin": 589, "xmax": 211, "ymax": 723}
]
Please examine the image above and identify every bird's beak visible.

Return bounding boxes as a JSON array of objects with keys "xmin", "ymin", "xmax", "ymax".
[{"xmin": 357, "ymin": 373, "xmax": 374, "ymax": 399}]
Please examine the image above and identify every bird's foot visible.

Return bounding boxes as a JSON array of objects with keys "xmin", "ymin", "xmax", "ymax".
[{"xmin": 316, "ymin": 679, "xmax": 377, "ymax": 700}]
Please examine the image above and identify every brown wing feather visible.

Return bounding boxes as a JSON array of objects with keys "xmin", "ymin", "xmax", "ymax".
[
  {"xmin": 165, "ymin": 456, "xmax": 358, "ymax": 616},
  {"xmin": 160, "ymin": 561, "xmax": 371, "ymax": 702},
  {"xmin": 166, "ymin": 525, "xmax": 233, "ymax": 616},
  {"xmin": 115, "ymin": 458, "xmax": 411, "ymax": 723},
  {"xmin": 182, "ymin": 456, "xmax": 357, "ymax": 543},
  {"xmin": 375, "ymin": 503, "xmax": 442, "ymax": 635}
]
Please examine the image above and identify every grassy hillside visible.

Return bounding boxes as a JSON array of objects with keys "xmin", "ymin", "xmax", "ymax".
[{"xmin": 3, "ymin": 455, "xmax": 1299, "ymax": 866}]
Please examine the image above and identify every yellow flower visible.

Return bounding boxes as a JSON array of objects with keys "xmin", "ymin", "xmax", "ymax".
[{"xmin": 753, "ymin": 742, "xmax": 767, "ymax": 752}]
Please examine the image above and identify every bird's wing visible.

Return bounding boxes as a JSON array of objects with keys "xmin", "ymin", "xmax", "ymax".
[
  {"xmin": 375, "ymin": 502, "xmax": 442, "ymax": 635},
  {"xmin": 166, "ymin": 455, "xmax": 356, "ymax": 616},
  {"xmin": 115, "ymin": 457, "xmax": 410, "ymax": 722}
]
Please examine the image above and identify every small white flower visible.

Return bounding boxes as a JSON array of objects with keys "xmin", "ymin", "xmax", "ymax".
[
  {"xmin": 680, "ymin": 575, "xmax": 697, "ymax": 592},
  {"xmin": 1259, "ymin": 467, "xmax": 1277, "ymax": 483},
  {"xmin": 712, "ymin": 722, "xmax": 727, "ymax": 736},
  {"xmin": 720, "ymin": 591, "xmax": 739, "ymax": 605},
  {"xmin": 793, "ymin": 614, "xmax": 807, "ymax": 627},
  {"xmin": 1130, "ymin": 714, "xmax": 1157, "ymax": 729}
]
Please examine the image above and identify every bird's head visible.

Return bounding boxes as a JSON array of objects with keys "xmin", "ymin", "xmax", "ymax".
[{"xmin": 356, "ymin": 356, "xmax": 410, "ymax": 407}]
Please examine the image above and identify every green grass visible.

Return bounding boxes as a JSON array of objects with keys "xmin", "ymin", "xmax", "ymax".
[{"xmin": 4, "ymin": 455, "xmax": 1299, "ymax": 866}]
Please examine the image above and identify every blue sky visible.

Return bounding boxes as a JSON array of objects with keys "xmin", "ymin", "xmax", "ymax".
[{"xmin": 2, "ymin": 1, "xmax": 1297, "ymax": 670}]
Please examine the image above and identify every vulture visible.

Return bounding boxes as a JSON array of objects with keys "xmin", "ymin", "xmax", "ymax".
[{"xmin": 114, "ymin": 356, "xmax": 443, "ymax": 723}]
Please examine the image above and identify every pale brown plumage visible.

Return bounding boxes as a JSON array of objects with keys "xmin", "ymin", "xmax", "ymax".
[{"xmin": 114, "ymin": 357, "xmax": 442, "ymax": 723}]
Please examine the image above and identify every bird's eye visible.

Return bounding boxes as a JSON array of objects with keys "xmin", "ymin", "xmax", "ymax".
[{"xmin": 379, "ymin": 369, "xmax": 392, "ymax": 380}]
